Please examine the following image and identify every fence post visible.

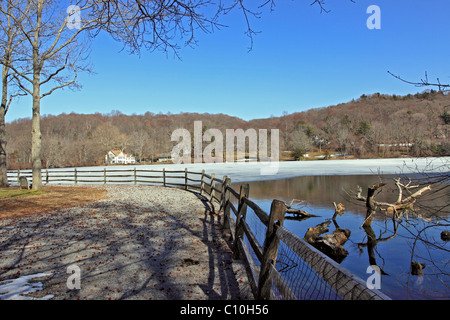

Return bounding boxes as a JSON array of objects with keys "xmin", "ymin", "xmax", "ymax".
[
  {"xmin": 104, "ymin": 168, "xmax": 106, "ymax": 184},
  {"xmin": 45, "ymin": 168, "xmax": 49, "ymax": 185},
  {"xmin": 257, "ymin": 199, "xmax": 287, "ymax": 300},
  {"xmin": 232, "ymin": 183, "xmax": 249, "ymax": 260},
  {"xmin": 222, "ymin": 177, "xmax": 232, "ymax": 240},
  {"xmin": 134, "ymin": 167, "xmax": 137, "ymax": 185},
  {"xmin": 210, "ymin": 173, "xmax": 216, "ymax": 203},
  {"xmin": 220, "ymin": 175, "xmax": 228, "ymax": 210},
  {"xmin": 185, "ymin": 168, "xmax": 188, "ymax": 190},
  {"xmin": 163, "ymin": 168, "xmax": 166, "ymax": 187},
  {"xmin": 74, "ymin": 168, "xmax": 78, "ymax": 185},
  {"xmin": 200, "ymin": 169, "xmax": 205, "ymax": 196}
]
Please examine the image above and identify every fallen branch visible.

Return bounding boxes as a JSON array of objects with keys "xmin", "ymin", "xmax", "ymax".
[
  {"xmin": 304, "ymin": 220, "xmax": 351, "ymax": 263},
  {"xmin": 285, "ymin": 208, "xmax": 319, "ymax": 218},
  {"xmin": 284, "ymin": 199, "xmax": 319, "ymax": 220},
  {"xmin": 401, "ymin": 185, "xmax": 431, "ymax": 204},
  {"xmin": 332, "ymin": 202, "xmax": 345, "ymax": 220},
  {"xmin": 357, "ymin": 179, "xmax": 432, "ymax": 227},
  {"xmin": 304, "ymin": 221, "xmax": 330, "ymax": 243}
]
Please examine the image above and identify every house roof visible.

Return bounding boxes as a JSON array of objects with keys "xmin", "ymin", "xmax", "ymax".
[
  {"xmin": 111, "ymin": 149, "xmax": 122, "ymax": 156},
  {"xmin": 110, "ymin": 149, "xmax": 134, "ymax": 158}
]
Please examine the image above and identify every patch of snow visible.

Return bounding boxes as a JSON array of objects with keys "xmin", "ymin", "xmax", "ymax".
[{"xmin": 0, "ymin": 273, "xmax": 54, "ymax": 300}]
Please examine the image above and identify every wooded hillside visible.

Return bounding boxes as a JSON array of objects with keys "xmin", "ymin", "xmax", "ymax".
[{"xmin": 6, "ymin": 91, "xmax": 450, "ymax": 169}]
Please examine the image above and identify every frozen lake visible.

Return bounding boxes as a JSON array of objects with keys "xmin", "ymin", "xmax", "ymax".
[
  {"xmin": 170, "ymin": 157, "xmax": 450, "ymax": 182},
  {"xmin": 8, "ymin": 157, "xmax": 450, "ymax": 185}
]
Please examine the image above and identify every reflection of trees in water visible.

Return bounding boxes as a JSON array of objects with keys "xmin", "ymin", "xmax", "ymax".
[
  {"xmin": 354, "ymin": 170, "xmax": 449, "ymax": 299},
  {"xmin": 357, "ymin": 214, "xmax": 450, "ymax": 299},
  {"xmin": 232, "ymin": 175, "xmax": 386, "ymax": 215},
  {"xmin": 232, "ymin": 169, "xmax": 449, "ymax": 298},
  {"xmin": 358, "ymin": 221, "xmax": 401, "ymax": 276},
  {"xmin": 402, "ymin": 219, "xmax": 450, "ymax": 299}
]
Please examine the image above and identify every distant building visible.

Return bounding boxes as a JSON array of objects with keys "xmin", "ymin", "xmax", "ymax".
[
  {"xmin": 378, "ymin": 143, "xmax": 414, "ymax": 151},
  {"xmin": 105, "ymin": 149, "xmax": 136, "ymax": 164},
  {"xmin": 157, "ymin": 154, "xmax": 172, "ymax": 162},
  {"xmin": 378, "ymin": 143, "xmax": 414, "ymax": 148}
]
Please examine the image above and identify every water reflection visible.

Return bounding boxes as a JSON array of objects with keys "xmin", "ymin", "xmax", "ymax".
[
  {"xmin": 234, "ymin": 175, "xmax": 386, "ymax": 213},
  {"xmin": 231, "ymin": 174, "xmax": 450, "ymax": 300}
]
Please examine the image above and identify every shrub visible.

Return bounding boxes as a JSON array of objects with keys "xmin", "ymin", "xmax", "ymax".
[{"xmin": 292, "ymin": 147, "xmax": 306, "ymax": 160}]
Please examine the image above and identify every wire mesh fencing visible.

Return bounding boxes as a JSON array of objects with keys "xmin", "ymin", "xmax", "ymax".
[
  {"xmin": 268, "ymin": 225, "xmax": 391, "ymax": 300},
  {"xmin": 274, "ymin": 239, "xmax": 342, "ymax": 300},
  {"xmin": 227, "ymin": 190, "xmax": 391, "ymax": 300}
]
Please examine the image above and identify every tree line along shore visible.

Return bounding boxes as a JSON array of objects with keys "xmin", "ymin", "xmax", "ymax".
[{"xmin": 6, "ymin": 91, "xmax": 449, "ymax": 170}]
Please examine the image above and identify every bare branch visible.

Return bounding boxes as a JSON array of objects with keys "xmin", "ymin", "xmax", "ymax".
[
  {"xmin": 40, "ymin": 63, "xmax": 78, "ymax": 99},
  {"xmin": 388, "ymin": 70, "xmax": 450, "ymax": 93},
  {"xmin": 39, "ymin": 55, "xmax": 69, "ymax": 87},
  {"xmin": 310, "ymin": 0, "xmax": 330, "ymax": 13},
  {"xmin": 5, "ymin": 91, "xmax": 27, "ymax": 115},
  {"xmin": 401, "ymin": 185, "xmax": 432, "ymax": 204}
]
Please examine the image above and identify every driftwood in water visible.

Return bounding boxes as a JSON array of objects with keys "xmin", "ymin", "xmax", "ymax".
[
  {"xmin": 304, "ymin": 221, "xmax": 331, "ymax": 243},
  {"xmin": 441, "ymin": 231, "xmax": 450, "ymax": 241},
  {"xmin": 362, "ymin": 183, "xmax": 385, "ymax": 227},
  {"xmin": 356, "ymin": 178, "xmax": 432, "ymax": 227},
  {"xmin": 315, "ymin": 228, "xmax": 351, "ymax": 263},
  {"xmin": 285, "ymin": 208, "xmax": 319, "ymax": 220},
  {"xmin": 304, "ymin": 220, "xmax": 351, "ymax": 263},
  {"xmin": 411, "ymin": 261, "xmax": 426, "ymax": 276},
  {"xmin": 331, "ymin": 202, "xmax": 345, "ymax": 220},
  {"xmin": 284, "ymin": 199, "xmax": 319, "ymax": 221}
]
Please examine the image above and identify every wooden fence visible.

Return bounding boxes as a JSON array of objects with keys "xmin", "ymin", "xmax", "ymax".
[{"xmin": 7, "ymin": 167, "xmax": 390, "ymax": 300}]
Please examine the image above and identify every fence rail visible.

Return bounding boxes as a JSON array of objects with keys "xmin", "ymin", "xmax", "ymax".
[{"xmin": 6, "ymin": 167, "xmax": 390, "ymax": 300}]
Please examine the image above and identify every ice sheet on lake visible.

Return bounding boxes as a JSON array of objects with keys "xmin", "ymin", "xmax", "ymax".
[{"xmin": 8, "ymin": 157, "xmax": 449, "ymax": 185}]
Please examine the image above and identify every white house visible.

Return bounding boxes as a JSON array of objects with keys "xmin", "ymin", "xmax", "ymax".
[{"xmin": 105, "ymin": 149, "xmax": 136, "ymax": 164}]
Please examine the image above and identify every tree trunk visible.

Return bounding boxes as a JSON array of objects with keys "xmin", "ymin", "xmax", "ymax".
[
  {"xmin": 0, "ymin": 61, "xmax": 8, "ymax": 187},
  {"xmin": 31, "ymin": 1, "xmax": 42, "ymax": 190},
  {"xmin": 0, "ymin": 103, "xmax": 8, "ymax": 187},
  {"xmin": 304, "ymin": 221, "xmax": 330, "ymax": 243},
  {"xmin": 362, "ymin": 183, "xmax": 385, "ymax": 227},
  {"xmin": 31, "ymin": 77, "xmax": 42, "ymax": 190}
]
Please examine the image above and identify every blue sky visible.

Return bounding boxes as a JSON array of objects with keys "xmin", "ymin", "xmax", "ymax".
[{"xmin": 6, "ymin": 0, "xmax": 450, "ymax": 122}]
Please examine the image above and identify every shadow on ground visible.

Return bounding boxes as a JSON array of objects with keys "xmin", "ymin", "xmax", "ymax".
[{"xmin": 0, "ymin": 186, "xmax": 252, "ymax": 300}]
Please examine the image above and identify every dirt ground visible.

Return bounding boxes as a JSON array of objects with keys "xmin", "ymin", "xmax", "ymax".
[{"xmin": 0, "ymin": 185, "xmax": 252, "ymax": 300}]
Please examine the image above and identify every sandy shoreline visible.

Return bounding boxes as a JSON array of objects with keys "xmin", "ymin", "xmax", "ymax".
[{"xmin": 0, "ymin": 185, "xmax": 252, "ymax": 300}]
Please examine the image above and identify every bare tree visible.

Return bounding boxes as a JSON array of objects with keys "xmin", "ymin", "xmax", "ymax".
[
  {"xmin": 92, "ymin": 122, "xmax": 128, "ymax": 156},
  {"xmin": 99, "ymin": 0, "xmax": 339, "ymax": 55},
  {"xmin": 1, "ymin": 0, "xmax": 345, "ymax": 189},
  {"xmin": 335, "ymin": 124, "xmax": 350, "ymax": 157},
  {"xmin": 41, "ymin": 135, "xmax": 66, "ymax": 169},
  {"xmin": 1, "ymin": 0, "xmax": 101, "ymax": 189},
  {"xmin": 291, "ymin": 128, "xmax": 312, "ymax": 159},
  {"xmin": 129, "ymin": 130, "xmax": 149, "ymax": 162},
  {"xmin": 0, "ymin": 0, "xmax": 29, "ymax": 187}
]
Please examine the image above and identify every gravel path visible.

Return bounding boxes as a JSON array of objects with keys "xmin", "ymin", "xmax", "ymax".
[{"xmin": 0, "ymin": 185, "xmax": 252, "ymax": 300}]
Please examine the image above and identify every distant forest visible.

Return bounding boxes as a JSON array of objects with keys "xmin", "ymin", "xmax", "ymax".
[{"xmin": 6, "ymin": 91, "xmax": 450, "ymax": 169}]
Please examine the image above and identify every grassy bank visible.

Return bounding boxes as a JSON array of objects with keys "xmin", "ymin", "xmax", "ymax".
[
  {"xmin": 0, "ymin": 188, "xmax": 46, "ymax": 199},
  {"xmin": 0, "ymin": 186, "xmax": 107, "ymax": 218}
]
